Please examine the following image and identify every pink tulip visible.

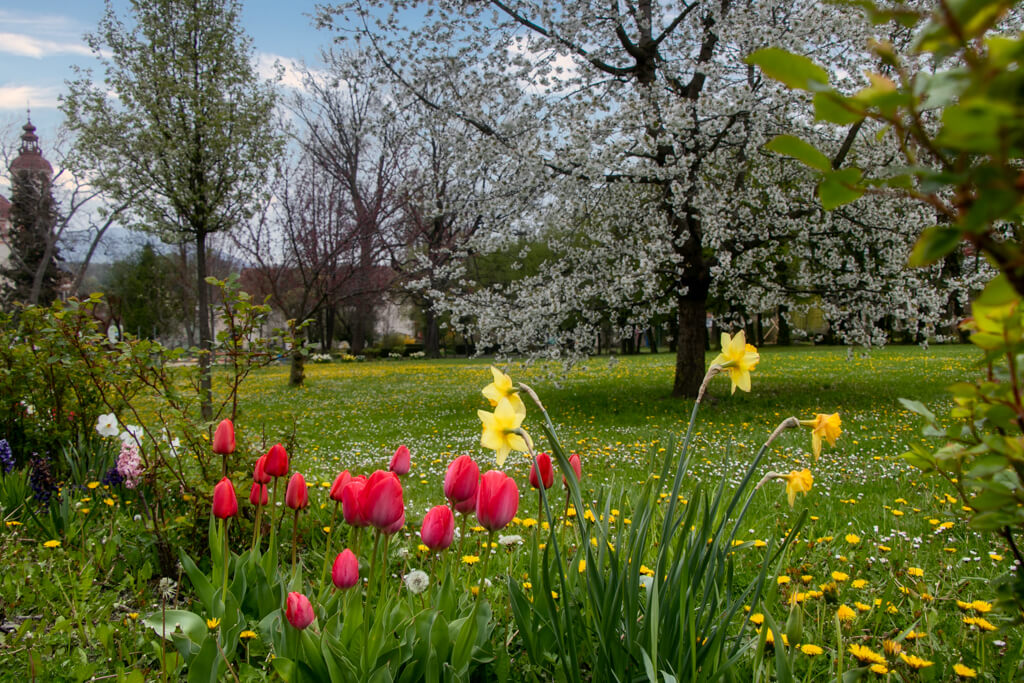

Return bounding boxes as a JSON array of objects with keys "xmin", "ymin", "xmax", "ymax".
[
  {"xmin": 444, "ymin": 455, "xmax": 479, "ymax": 504},
  {"xmin": 329, "ymin": 470, "xmax": 352, "ymax": 502},
  {"xmin": 332, "ymin": 549, "xmax": 359, "ymax": 589},
  {"xmin": 564, "ymin": 453, "xmax": 582, "ymax": 487},
  {"xmin": 285, "ymin": 473, "xmax": 309, "ymax": 510},
  {"xmin": 476, "ymin": 470, "xmax": 519, "ymax": 532},
  {"xmin": 211, "ymin": 477, "xmax": 238, "ymax": 519},
  {"xmin": 285, "ymin": 591, "xmax": 314, "ymax": 629},
  {"xmin": 382, "ymin": 512, "xmax": 406, "ymax": 535},
  {"xmin": 253, "ymin": 454, "xmax": 271, "ymax": 484},
  {"xmin": 421, "ymin": 505, "xmax": 455, "ymax": 550},
  {"xmin": 341, "ymin": 477, "xmax": 369, "ymax": 527},
  {"xmin": 529, "ymin": 452, "xmax": 554, "ymax": 490},
  {"xmin": 212, "ymin": 419, "xmax": 235, "ymax": 455},
  {"xmin": 249, "ymin": 482, "xmax": 268, "ymax": 506},
  {"xmin": 453, "ymin": 483, "xmax": 478, "ymax": 515},
  {"xmin": 264, "ymin": 443, "xmax": 289, "ymax": 478},
  {"xmin": 389, "ymin": 444, "xmax": 411, "ymax": 475},
  {"xmin": 362, "ymin": 470, "xmax": 404, "ymax": 531}
]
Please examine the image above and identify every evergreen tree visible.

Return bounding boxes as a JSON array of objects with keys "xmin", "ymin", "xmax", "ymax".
[{"xmin": 4, "ymin": 124, "xmax": 63, "ymax": 306}]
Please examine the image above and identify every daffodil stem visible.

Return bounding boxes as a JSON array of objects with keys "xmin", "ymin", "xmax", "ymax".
[{"xmin": 320, "ymin": 502, "xmax": 339, "ymax": 595}]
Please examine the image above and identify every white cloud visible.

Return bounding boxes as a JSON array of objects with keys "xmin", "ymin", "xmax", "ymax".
[
  {"xmin": 0, "ymin": 32, "xmax": 92, "ymax": 59},
  {"xmin": 0, "ymin": 85, "xmax": 61, "ymax": 109},
  {"xmin": 255, "ymin": 52, "xmax": 316, "ymax": 91}
]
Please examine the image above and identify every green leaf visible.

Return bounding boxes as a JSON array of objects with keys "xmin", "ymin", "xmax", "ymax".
[
  {"xmin": 746, "ymin": 48, "xmax": 829, "ymax": 91},
  {"xmin": 817, "ymin": 167, "xmax": 864, "ymax": 210},
  {"xmin": 909, "ymin": 225, "xmax": 962, "ymax": 266},
  {"xmin": 975, "ymin": 275, "xmax": 1019, "ymax": 307},
  {"xmin": 142, "ymin": 610, "xmax": 206, "ymax": 644},
  {"xmin": 813, "ymin": 92, "xmax": 865, "ymax": 124},
  {"xmin": 898, "ymin": 398, "xmax": 936, "ymax": 423},
  {"xmin": 766, "ymin": 135, "xmax": 832, "ymax": 172}
]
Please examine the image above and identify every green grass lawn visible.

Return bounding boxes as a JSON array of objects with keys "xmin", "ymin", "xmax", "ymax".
[{"xmin": 228, "ymin": 344, "xmax": 1020, "ymax": 677}]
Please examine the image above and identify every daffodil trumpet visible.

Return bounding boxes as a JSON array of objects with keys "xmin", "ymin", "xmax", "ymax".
[
  {"xmin": 710, "ymin": 331, "xmax": 760, "ymax": 395},
  {"xmin": 755, "ymin": 470, "xmax": 814, "ymax": 507}
]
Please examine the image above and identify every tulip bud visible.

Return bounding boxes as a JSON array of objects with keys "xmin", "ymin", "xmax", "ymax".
[
  {"xmin": 211, "ymin": 477, "xmax": 238, "ymax": 519},
  {"xmin": 249, "ymin": 482, "xmax": 268, "ymax": 506},
  {"xmin": 341, "ymin": 477, "xmax": 369, "ymax": 527},
  {"xmin": 529, "ymin": 452, "xmax": 554, "ymax": 490},
  {"xmin": 476, "ymin": 470, "xmax": 519, "ymax": 532},
  {"xmin": 253, "ymin": 454, "xmax": 270, "ymax": 484},
  {"xmin": 389, "ymin": 444, "xmax": 411, "ymax": 476},
  {"xmin": 363, "ymin": 470, "xmax": 404, "ymax": 531},
  {"xmin": 329, "ymin": 470, "xmax": 352, "ymax": 502},
  {"xmin": 285, "ymin": 473, "xmax": 309, "ymax": 510},
  {"xmin": 382, "ymin": 512, "xmax": 405, "ymax": 535},
  {"xmin": 212, "ymin": 419, "xmax": 235, "ymax": 455},
  {"xmin": 444, "ymin": 455, "xmax": 479, "ymax": 504},
  {"xmin": 264, "ymin": 443, "xmax": 289, "ymax": 478},
  {"xmin": 285, "ymin": 591, "xmax": 314, "ymax": 630},
  {"xmin": 421, "ymin": 505, "xmax": 455, "ymax": 550},
  {"xmin": 332, "ymin": 549, "xmax": 359, "ymax": 589},
  {"xmin": 565, "ymin": 453, "xmax": 582, "ymax": 488}
]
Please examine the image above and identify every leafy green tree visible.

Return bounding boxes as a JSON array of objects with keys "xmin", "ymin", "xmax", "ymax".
[
  {"xmin": 104, "ymin": 243, "xmax": 179, "ymax": 339},
  {"xmin": 61, "ymin": 0, "xmax": 282, "ymax": 419}
]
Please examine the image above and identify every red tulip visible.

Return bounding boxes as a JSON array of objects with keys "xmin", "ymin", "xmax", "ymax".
[
  {"xmin": 362, "ymin": 470, "xmax": 404, "ymax": 531},
  {"xmin": 249, "ymin": 482, "xmax": 268, "ymax": 506},
  {"xmin": 212, "ymin": 419, "xmax": 235, "ymax": 455},
  {"xmin": 564, "ymin": 453, "xmax": 582, "ymax": 487},
  {"xmin": 476, "ymin": 470, "xmax": 519, "ymax": 531},
  {"xmin": 285, "ymin": 473, "xmax": 309, "ymax": 510},
  {"xmin": 453, "ymin": 483, "xmax": 478, "ymax": 515},
  {"xmin": 332, "ymin": 549, "xmax": 359, "ymax": 589},
  {"xmin": 264, "ymin": 443, "xmax": 289, "ymax": 478},
  {"xmin": 389, "ymin": 444, "xmax": 411, "ymax": 475},
  {"xmin": 421, "ymin": 505, "xmax": 455, "ymax": 550},
  {"xmin": 341, "ymin": 477, "xmax": 369, "ymax": 527},
  {"xmin": 444, "ymin": 455, "xmax": 479, "ymax": 504},
  {"xmin": 529, "ymin": 452, "xmax": 554, "ymax": 490},
  {"xmin": 329, "ymin": 470, "xmax": 352, "ymax": 502},
  {"xmin": 285, "ymin": 591, "xmax": 314, "ymax": 630},
  {"xmin": 212, "ymin": 477, "xmax": 238, "ymax": 519},
  {"xmin": 253, "ymin": 454, "xmax": 271, "ymax": 484},
  {"xmin": 382, "ymin": 512, "xmax": 406, "ymax": 535}
]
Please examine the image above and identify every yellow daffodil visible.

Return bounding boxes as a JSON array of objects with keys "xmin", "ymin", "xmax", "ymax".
[
  {"xmin": 711, "ymin": 331, "xmax": 759, "ymax": 393},
  {"xmin": 482, "ymin": 366, "xmax": 526, "ymax": 417},
  {"xmin": 478, "ymin": 397, "xmax": 528, "ymax": 466},
  {"xmin": 799, "ymin": 413, "xmax": 841, "ymax": 460},
  {"xmin": 783, "ymin": 469, "xmax": 813, "ymax": 507}
]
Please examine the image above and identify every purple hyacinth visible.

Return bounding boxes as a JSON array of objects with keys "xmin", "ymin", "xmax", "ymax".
[{"xmin": 0, "ymin": 439, "xmax": 13, "ymax": 473}]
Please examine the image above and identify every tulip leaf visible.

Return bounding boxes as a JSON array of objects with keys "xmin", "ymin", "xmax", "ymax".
[
  {"xmin": 179, "ymin": 550, "xmax": 216, "ymax": 613},
  {"xmin": 908, "ymin": 225, "xmax": 962, "ymax": 267},
  {"xmin": 747, "ymin": 48, "xmax": 829, "ymax": 91},
  {"xmin": 765, "ymin": 135, "xmax": 832, "ymax": 172},
  {"xmin": 142, "ymin": 609, "xmax": 206, "ymax": 644}
]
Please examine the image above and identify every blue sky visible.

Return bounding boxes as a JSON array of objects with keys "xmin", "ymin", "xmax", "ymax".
[{"xmin": 0, "ymin": 1, "xmax": 330, "ymax": 135}]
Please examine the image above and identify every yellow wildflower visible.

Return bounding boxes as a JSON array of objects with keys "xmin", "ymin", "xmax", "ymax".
[
  {"xmin": 462, "ymin": 555, "xmax": 480, "ymax": 565},
  {"xmin": 831, "ymin": 571, "xmax": 849, "ymax": 582},
  {"xmin": 239, "ymin": 630, "xmax": 258, "ymax": 640},
  {"xmin": 844, "ymin": 533, "xmax": 860, "ymax": 545},
  {"xmin": 710, "ymin": 331, "xmax": 759, "ymax": 393},
  {"xmin": 899, "ymin": 653, "xmax": 933, "ymax": 669},
  {"xmin": 43, "ymin": 539, "xmax": 61, "ymax": 548},
  {"xmin": 848, "ymin": 644, "xmax": 886, "ymax": 665},
  {"xmin": 869, "ymin": 664, "xmax": 889, "ymax": 675},
  {"xmin": 907, "ymin": 567, "xmax": 924, "ymax": 577},
  {"xmin": 971, "ymin": 600, "xmax": 992, "ymax": 613},
  {"xmin": 953, "ymin": 663, "xmax": 977, "ymax": 678},
  {"xmin": 206, "ymin": 618, "xmax": 221, "ymax": 629},
  {"xmin": 800, "ymin": 644, "xmax": 824, "ymax": 656},
  {"xmin": 836, "ymin": 604, "xmax": 856, "ymax": 622},
  {"xmin": 882, "ymin": 639, "xmax": 901, "ymax": 656}
]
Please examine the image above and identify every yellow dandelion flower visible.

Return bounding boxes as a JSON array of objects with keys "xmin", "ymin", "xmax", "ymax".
[
  {"xmin": 462, "ymin": 555, "xmax": 480, "ymax": 565},
  {"xmin": 899, "ymin": 653, "xmax": 933, "ymax": 669},
  {"xmin": 907, "ymin": 567, "xmax": 924, "ymax": 577},
  {"xmin": 87, "ymin": 481, "xmax": 100, "ymax": 489},
  {"xmin": 852, "ymin": 579, "xmax": 867, "ymax": 588},
  {"xmin": 836, "ymin": 605, "xmax": 856, "ymax": 622},
  {"xmin": 882, "ymin": 639, "xmax": 901, "ymax": 656},
  {"xmin": 43, "ymin": 539, "xmax": 61, "ymax": 548},
  {"xmin": 953, "ymin": 663, "xmax": 977, "ymax": 678},
  {"xmin": 777, "ymin": 575, "xmax": 791, "ymax": 585},
  {"xmin": 971, "ymin": 600, "xmax": 992, "ymax": 613},
  {"xmin": 206, "ymin": 618, "xmax": 221, "ymax": 629},
  {"xmin": 239, "ymin": 630, "xmax": 258, "ymax": 640},
  {"xmin": 869, "ymin": 664, "xmax": 889, "ymax": 675},
  {"xmin": 848, "ymin": 643, "xmax": 886, "ymax": 665},
  {"xmin": 749, "ymin": 613, "xmax": 765, "ymax": 625},
  {"xmin": 831, "ymin": 571, "xmax": 849, "ymax": 582},
  {"xmin": 800, "ymin": 644, "xmax": 824, "ymax": 656},
  {"xmin": 844, "ymin": 533, "xmax": 860, "ymax": 545}
]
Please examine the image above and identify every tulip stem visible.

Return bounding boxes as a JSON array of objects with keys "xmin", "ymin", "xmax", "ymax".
[
  {"xmin": 251, "ymin": 504, "xmax": 262, "ymax": 552},
  {"xmin": 368, "ymin": 530, "xmax": 382, "ymax": 603},
  {"xmin": 268, "ymin": 477, "xmax": 279, "ymax": 549},
  {"xmin": 319, "ymin": 502, "xmax": 339, "ymax": 596},
  {"xmin": 476, "ymin": 531, "xmax": 495, "ymax": 604},
  {"xmin": 290, "ymin": 508, "xmax": 301, "ymax": 578},
  {"xmin": 222, "ymin": 519, "xmax": 230, "ymax": 605}
]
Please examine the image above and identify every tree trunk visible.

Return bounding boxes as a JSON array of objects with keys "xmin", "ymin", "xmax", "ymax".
[
  {"xmin": 290, "ymin": 343, "xmax": 305, "ymax": 386},
  {"xmin": 195, "ymin": 232, "xmax": 213, "ymax": 420},
  {"xmin": 648, "ymin": 325, "xmax": 658, "ymax": 354},
  {"xmin": 424, "ymin": 306, "xmax": 440, "ymax": 358},
  {"xmin": 777, "ymin": 305, "xmax": 791, "ymax": 346},
  {"xmin": 325, "ymin": 307, "xmax": 335, "ymax": 351},
  {"xmin": 672, "ymin": 294, "xmax": 708, "ymax": 398}
]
